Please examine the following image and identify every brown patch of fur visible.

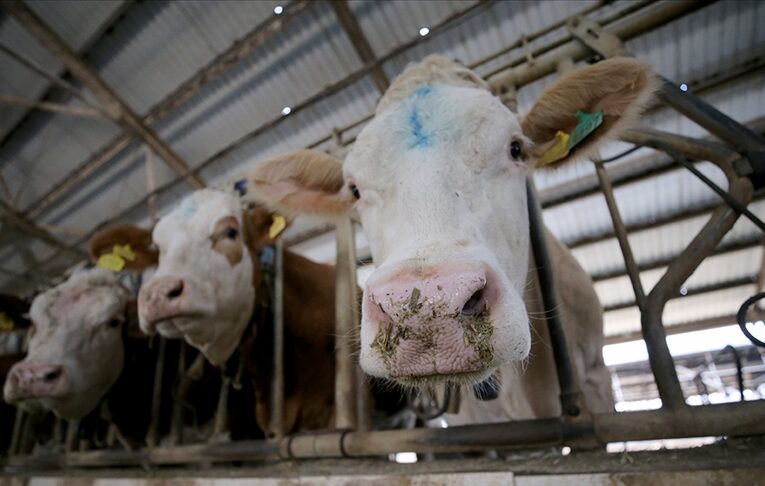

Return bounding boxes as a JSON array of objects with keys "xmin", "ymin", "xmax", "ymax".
[
  {"xmin": 521, "ymin": 58, "xmax": 658, "ymax": 167},
  {"xmin": 210, "ymin": 215, "xmax": 244, "ymax": 266},
  {"xmin": 377, "ymin": 55, "xmax": 488, "ymax": 114},
  {"xmin": 88, "ymin": 224, "xmax": 158, "ymax": 271},
  {"xmin": 248, "ymin": 149, "xmax": 350, "ymax": 219}
]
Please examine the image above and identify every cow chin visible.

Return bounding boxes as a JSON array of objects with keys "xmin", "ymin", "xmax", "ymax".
[{"xmin": 359, "ymin": 286, "xmax": 530, "ymax": 387}]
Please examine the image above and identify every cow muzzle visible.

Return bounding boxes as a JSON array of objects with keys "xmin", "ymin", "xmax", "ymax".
[
  {"xmin": 363, "ymin": 264, "xmax": 501, "ymax": 382},
  {"xmin": 4, "ymin": 362, "xmax": 67, "ymax": 402}
]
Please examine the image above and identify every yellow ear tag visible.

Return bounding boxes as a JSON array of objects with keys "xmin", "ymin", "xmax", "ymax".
[
  {"xmin": 97, "ymin": 253, "xmax": 126, "ymax": 272},
  {"xmin": 113, "ymin": 244, "xmax": 136, "ymax": 262},
  {"xmin": 268, "ymin": 215, "xmax": 287, "ymax": 240},
  {"xmin": 537, "ymin": 130, "xmax": 571, "ymax": 167},
  {"xmin": 0, "ymin": 312, "xmax": 14, "ymax": 331}
]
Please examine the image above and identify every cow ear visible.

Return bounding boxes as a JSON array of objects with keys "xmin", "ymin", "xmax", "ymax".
[
  {"xmin": 89, "ymin": 224, "xmax": 158, "ymax": 271},
  {"xmin": 521, "ymin": 58, "xmax": 657, "ymax": 168},
  {"xmin": 246, "ymin": 150, "xmax": 351, "ymax": 219},
  {"xmin": 244, "ymin": 206, "xmax": 292, "ymax": 252}
]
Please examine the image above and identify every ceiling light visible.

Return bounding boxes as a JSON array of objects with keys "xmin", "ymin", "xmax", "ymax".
[
  {"xmin": 281, "ymin": 106, "xmax": 292, "ymax": 116},
  {"xmin": 274, "ymin": 5, "xmax": 284, "ymax": 15},
  {"xmin": 679, "ymin": 83, "xmax": 688, "ymax": 92},
  {"xmin": 419, "ymin": 27, "xmax": 430, "ymax": 37}
]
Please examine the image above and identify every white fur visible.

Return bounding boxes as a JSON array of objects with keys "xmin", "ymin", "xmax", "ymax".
[
  {"xmin": 4, "ymin": 268, "xmax": 127, "ymax": 419},
  {"xmin": 139, "ymin": 189, "xmax": 254, "ymax": 366}
]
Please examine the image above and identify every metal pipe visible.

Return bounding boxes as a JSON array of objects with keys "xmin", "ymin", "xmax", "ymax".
[
  {"xmin": 269, "ymin": 239, "xmax": 285, "ymax": 439},
  {"xmin": 594, "ymin": 161, "xmax": 647, "ymax": 309},
  {"xmin": 526, "ymin": 180, "xmax": 583, "ymax": 417},
  {"xmin": 146, "ymin": 336, "xmax": 167, "ymax": 447},
  {"xmin": 7, "ymin": 401, "xmax": 765, "ymax": 468},
  {"xmin": 334, "ymin": 217, "xmax": 358, "ymax": 429},
  {"xmin": 213, "ymin": 376, "xmax": 230, "ymax": 438}
]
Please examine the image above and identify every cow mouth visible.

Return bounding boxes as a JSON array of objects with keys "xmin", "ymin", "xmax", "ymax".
[{"xmin": 392, "ymin": 369, "xmax": 493, "ymax": 388}]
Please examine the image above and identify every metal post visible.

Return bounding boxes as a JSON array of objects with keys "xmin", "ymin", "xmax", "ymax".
[
  {"xmin": 146, "ymin": 336, "xmax": 167, "ymax": 447},
  {"xmin": 334, "ymin": 217, "xmax": 358, "ymax": 429},
  {"xmin": 269, "ymin": 239, "xmax": 285, "ymax": 439},
  {"xmin": 526, "ymin": 180, "xmax": 583, "ymax": 417}
]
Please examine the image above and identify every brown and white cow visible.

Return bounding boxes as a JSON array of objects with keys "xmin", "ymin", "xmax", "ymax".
[
  {"xmin": 138, "ymin": 190, "xmax": 336, "ymax": 434},
  {"xmin": 244, "ymin": 56, "xmax": 656, "ymax": 419}
]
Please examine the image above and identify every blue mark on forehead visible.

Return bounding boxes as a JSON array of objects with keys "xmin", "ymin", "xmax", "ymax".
[
  {"xmin": 407, "ymin": 85, "xmax": 434, "ymax": 149},
  {"xmin": 178, "ymin": 197, "xmax": 198, "ymax": 219}
]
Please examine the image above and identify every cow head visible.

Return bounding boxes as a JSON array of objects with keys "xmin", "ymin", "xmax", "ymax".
[
  {"xmin": 245, "ymin": 56, "xmax": 655, "ymax": 386},
  {"xmin": 138, "ymin": 189, "xmax": 284, "ymax": 366},
  {"xmin": 3, "ymin": 269, "xmax": 129, "ymax": 419}
]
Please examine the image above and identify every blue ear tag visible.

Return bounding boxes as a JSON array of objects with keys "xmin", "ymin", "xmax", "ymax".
[
  {"xmin": 567, "ymin": 110, "xmax": 603, "ymax": 150},
  {"xmin": 233, "ymin": 179, "xmax": 247, "ymax": 196}
]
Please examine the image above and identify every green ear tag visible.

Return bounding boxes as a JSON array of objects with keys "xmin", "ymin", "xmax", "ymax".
[{"xmin": 567, "ymin": 110, "xmax": 603, "ymax": 150}]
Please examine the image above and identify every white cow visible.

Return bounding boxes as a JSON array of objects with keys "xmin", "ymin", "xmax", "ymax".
[{"xmin": 246, "ymin": 56, "xmax": 655, "ymax": 419}]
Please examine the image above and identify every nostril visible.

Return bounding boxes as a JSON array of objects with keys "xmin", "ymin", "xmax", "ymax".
[
  {"xmin": 166, "ymin": 280, "xmax": 184, "ymax": 299},
  {"xmin": 461, "ymin": 288, "xmax": 486, "ymax": 316},
  {"xmin": 43, "ymin": 368, "xmax": 62, "ymax": 383}
]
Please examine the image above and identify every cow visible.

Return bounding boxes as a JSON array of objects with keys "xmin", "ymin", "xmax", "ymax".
[
  {"xmin": 138, "ymin": 190, "xmax": 337, "ymax": 434},
  {"xmin": 243, "ymin": 56, "xmax": 656, "ymax": 420},
  {"xmin": 0, "ymin": 228, "xmax": 185, "ymax": 446}
]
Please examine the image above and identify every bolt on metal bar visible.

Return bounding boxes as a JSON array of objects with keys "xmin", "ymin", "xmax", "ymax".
[{"xmin": 526, "ymin": 179, "xmax": 583, "ymax": 417}]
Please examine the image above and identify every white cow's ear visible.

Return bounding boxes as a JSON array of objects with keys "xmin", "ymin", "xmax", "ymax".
[
  {"xmin": 246, "ymin": 149, "xmax": 352, "ymax": 220},
  {"xmin": 521, "ymin": 58, "xmax": 658, "ymax": 168}
]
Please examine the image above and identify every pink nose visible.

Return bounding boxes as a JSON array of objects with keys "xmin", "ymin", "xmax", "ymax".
[
  {"xmin": 365, "ymin": 266, "xmax": 497, "ymax": 377},
  {"xmin": 138, "ymin": 276, "xmax": 185, "ymax": 324},
  {"xmin": 7, "ymin": 362, "xmax": 65, "ymax": 399}
]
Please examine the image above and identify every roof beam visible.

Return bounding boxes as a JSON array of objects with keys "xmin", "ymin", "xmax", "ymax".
[
  {"xmin": 604, "ymin": 314, "xmax": 754, "ymax": 345},
  {"xmin": 2, "ymin": 1, "xmax": 206, "ymax": 190},
  {"xmin": 20, "ymin": 0, "xmax": 312, "ymax": 219},
  {"xmin": 329, "ymin": 0, "xmax": 389, "ymax": 93},
  {"xmin": 0, "ymin": 94, "xmax": 107, "ymax": 119},
  {"xmin": 0, "ymin": 0, "xmax": 135, "ymax": 149},
  {"xmin": 603, "ymin": 276, "xmax": 757, "ymax": 313},
  {"xmin": 0, "ymin": 199, "xmax": 86, "ymax": 258}
]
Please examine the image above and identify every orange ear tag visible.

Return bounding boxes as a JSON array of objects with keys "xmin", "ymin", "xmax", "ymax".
[
  {"xmin": 268, "ymin": 215, "xmax": 287, "ymax": 239},
  {"xmin": 537, "ymin": 131, "xmax": 570, "ymax": 167}
]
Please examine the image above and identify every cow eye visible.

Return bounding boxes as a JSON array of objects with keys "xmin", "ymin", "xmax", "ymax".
[
  {"xmin": 108, "ymin": 318, "xmax": 122, "ymax": 328},
  {"xmin": 509, "ymin": 141, "xmax": 522, "ymax": 160},
  {"xmin": 349, "ymin": 184, "xmax": 361, "ymax": 200},
  {"xmin": 225, "ymin": 227, "xmax": 238, "ymax": 239}
]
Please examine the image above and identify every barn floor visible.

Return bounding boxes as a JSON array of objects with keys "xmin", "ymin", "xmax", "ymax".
[{"xmin": 2, "ymin": 437, "xmax": 764, "ymax": 485}]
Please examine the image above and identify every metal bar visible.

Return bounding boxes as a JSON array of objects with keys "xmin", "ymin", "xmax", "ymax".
[
  {"xmin": 213, "ymin": 376, "xmax": 230, "ymax": 438},
  {"xmin": 8, "ymin": 408, "xmax": 25, "ymax": 455},
  {"xmin": 0, "ymin": 94, "xmax": 107, "ymax": 119},
  {"xmin": 169, "ymin": 341, "xmax": 187, "ymax": 446},
  {"xmin": 526, "ymin": 180, "xmax": 583, "ymax": 417},
  {"xmin": 269, "ymin": 239, "xmax": 285, "ymax": 439},
  {"xmin": 674, "ymin": 156, "xmax": 765, "ymax": 232},
  {"xmin": 7, "ymin": 401, "xmax": 765, "ymax": 468},
  {"xmin": 2, "ymin": 1, "xmax": 206, "ymax": 189},
  {"xmin": 146, "ymin": 336, "xmax": 167, "ymax": 447},
  {"xmin": 334, "ymin": 217, "xmax": 358, "ymax": 429},
  {"xmin": 593, "ymin": 235, "xmax": 764, "ymax": 282},
  {"xmin": 594, "ymin": 162, "xmax": 648, "ymax": 308},
  {"xmin": 330, "ymin": 0, "xmax": 389, "ymax": 93}
]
